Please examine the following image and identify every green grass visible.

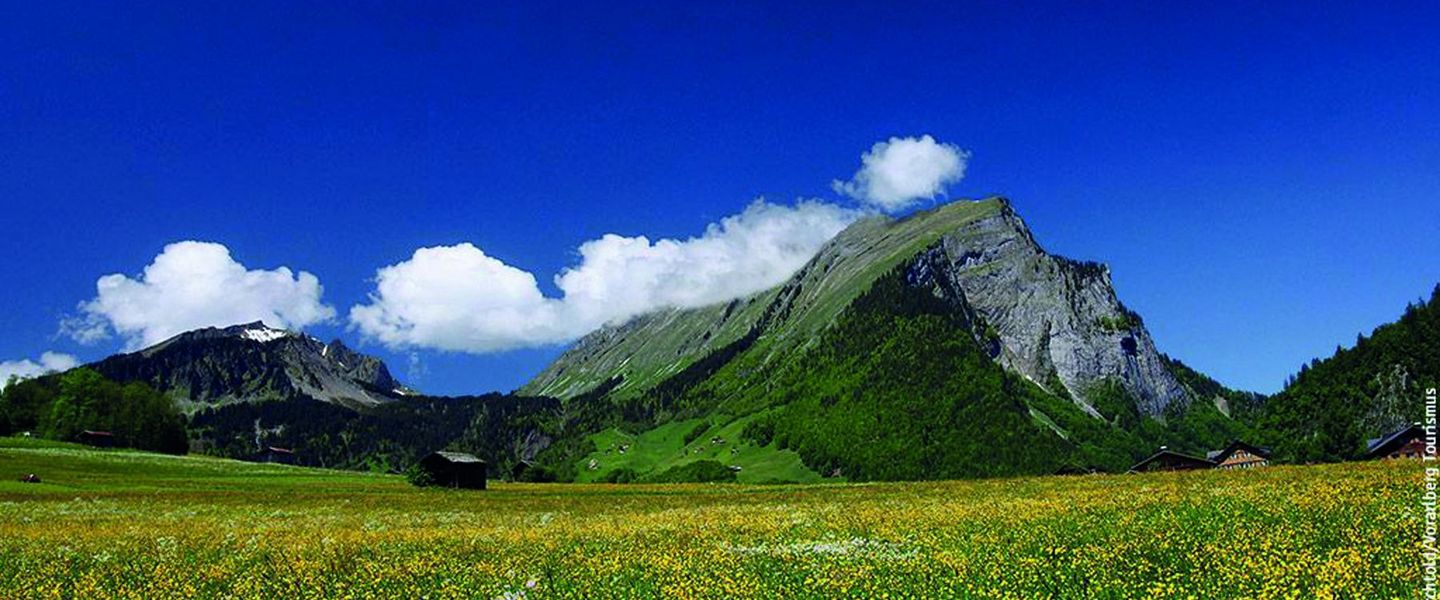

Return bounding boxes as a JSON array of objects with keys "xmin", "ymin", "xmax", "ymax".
[
  {"xmin": 1027, "ymin": 407, "xmax": 1069, "ymax": 440},
  {"xmin": 0, "ymin": 436, "xmax": 389, "ymax": 495},
  {"xmin": 574, "ymin": 416, "xmax": 826, "ymax": 484},
  {"xmin": 522, "ymin": 288, "xmax": 780, "ymax": 401},
  {"xmin": 0, "ymin": 437, "xmax": 1417, "ymax": 599}
]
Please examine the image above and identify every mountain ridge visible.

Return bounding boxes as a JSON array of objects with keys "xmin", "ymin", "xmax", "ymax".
[{"xmin": 89, "ymin": 321, "xmax": 410, "ymax": 411}]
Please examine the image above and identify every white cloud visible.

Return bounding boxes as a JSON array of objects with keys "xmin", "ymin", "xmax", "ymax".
[
  {"xmin": 348, "ymin": 243, "xmax": 568, "ymax": 353},
  {"xmin": 0, "ymin": 352, "xmax": 79, "ymax": 389},
  {"xmin": 66, "ymin": 241, "xmax": 336, "ymax": 349},
  {"xmin": 349, "ymin": 199, "xmax": 857, "ymax": 353},
  {"xmin": 554, "ymin": 200, "xmax": 857, "ymax": 325},
  {"xmin": 832, "ymin": 135, "xmax": 970, "ymax": 211}
]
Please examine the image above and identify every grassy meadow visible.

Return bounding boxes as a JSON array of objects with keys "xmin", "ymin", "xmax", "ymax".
[
  {"xmin": 0, "ymin": 436, "xmax": 1421, "ymax": 599},
  {"xmin": 575, "ymin": 416, "xmax": 825, "ymax": 484}
]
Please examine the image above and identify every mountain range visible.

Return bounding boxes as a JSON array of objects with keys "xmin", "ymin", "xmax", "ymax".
[{"xmin": 2, "ymin": 198, "xmax": 1434, "ymax": 482}]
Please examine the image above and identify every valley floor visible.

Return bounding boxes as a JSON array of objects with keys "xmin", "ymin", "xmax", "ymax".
[{"xmin": 0, "ymin": 437, "xmax": 1419, "ymax": 599}]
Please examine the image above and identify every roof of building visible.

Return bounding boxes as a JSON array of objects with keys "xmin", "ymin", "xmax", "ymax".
[
  {"xmin": 80, "ymin": 430, "xmax": 114, "ymax": 437},
  {"xmin": 266, "ymin": 447, "xmax": 294, "ymax": 454},
  {"xmin": 427, "ymin": 451, "xmax": 485, "ymax": 464},
  {"xmin": 1365, "ymin": 424, "xmax": 1426, "ymax": 457},
  {"xmin": 1129, "ymin": 448, "xmax": 1215, "ymax": 472},
  {"xmin": 1206, "ymin": 440, "xmax": 1272, "ymax": 462}
]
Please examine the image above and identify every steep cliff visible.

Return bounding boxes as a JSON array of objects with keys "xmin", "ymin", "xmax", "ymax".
[{"xmin": 911, "ymin": 202, "xmax": 1188, "ymax": 416}]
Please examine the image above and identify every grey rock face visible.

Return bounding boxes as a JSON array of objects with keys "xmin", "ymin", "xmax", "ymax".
[
  {"xmin": 909, "ymin": 202, "xmax": 1188, "ymax": 416},
  {"xmin": 90, "ymin": 322, "xmax": 406, "ymax": 411}
]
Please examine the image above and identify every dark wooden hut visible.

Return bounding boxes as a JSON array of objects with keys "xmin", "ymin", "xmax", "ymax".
[{"xmin": 418, "ymin": 451, "xmax": 487, "ymax": 489}]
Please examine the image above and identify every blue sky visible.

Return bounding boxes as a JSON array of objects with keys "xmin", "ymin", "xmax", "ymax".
[{"xmin": 2, "ymin": 1, "xmax": 1437, "ymax": 395}]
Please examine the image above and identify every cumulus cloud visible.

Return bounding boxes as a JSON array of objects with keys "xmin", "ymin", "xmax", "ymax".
[
  {"xmin": 832, "ymin": 135, "xmax": 970, "ymax": 212},
  {"xmin": 65, "ymin": 241, "xmax": 336, "ymax": 349},
  {"xmin": 349, "ymin": 199, "xmax": 857, "ymax": 353},
  {"xmin": 0, "ymin": 352, "xmax": 79, "ymax": 389},
  {"xmin": 554, "ymin": 200, "xmax": 858, "ymax": 325},
  {"xmin": 348, "ymin": 243, "xmax": 567, "ymax": 353}
]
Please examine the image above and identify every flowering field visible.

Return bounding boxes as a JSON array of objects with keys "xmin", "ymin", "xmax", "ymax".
[{"xmin": 0, "ymin": 437, "xmax": 1420, "ymax": 599}]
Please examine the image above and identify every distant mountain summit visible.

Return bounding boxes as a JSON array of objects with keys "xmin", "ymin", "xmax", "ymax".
[
  {"xmin": 38, "ymin": 321, "xmax": 551, "ymax": 472},
  {"xmin": 89, "ymin": 321, "xmax": 410, "ymax": 411}
]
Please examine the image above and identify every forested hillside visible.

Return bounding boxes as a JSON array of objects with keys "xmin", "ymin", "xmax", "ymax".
[
  {"xmin": 0, "ymin": 367, "xmax": 563, "ymax": 473},
  {"xmin": 0, "ymin": 368, "xmax": 187, "ymax": 454},
  {"xmin": 188, "ymin": 392, "xmax": 560, "ymax": 472},
  {"xmin": 1257, "ymin": 284, "xmax": 1440, "ymax": 462}
]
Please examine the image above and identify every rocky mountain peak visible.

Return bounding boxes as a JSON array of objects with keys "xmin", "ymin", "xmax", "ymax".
[
  {"xmin": 911, "ymin": 201, "xmax": 1187, "ymax": 416},
  {"xmin": 91, "ymin": 322, "xmax": 407, "ymax": 411}
]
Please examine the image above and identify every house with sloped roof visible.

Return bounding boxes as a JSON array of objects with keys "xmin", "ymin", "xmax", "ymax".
[
  {"xmin": 1365, "ymin": 425, "xmax": 1428, "ymax": 460},
  {"xmin": 1128, "ymin": 447, "xmax": 1215, "ymax": 473},
  {"xmin": 1206, "ymin": 440, "xmax": 1271, "ymax": 470}
]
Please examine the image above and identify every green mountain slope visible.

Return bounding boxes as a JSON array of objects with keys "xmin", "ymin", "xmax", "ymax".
[
  {"xmin": 523, "ymin": 287, "xmax": 778, "ymax": 401},
  {"xmin": 525, "ymin": 198, "xmax": 1256, "ymax": 482},
  {"xmin": 524, "ymin": 200, "xmax": 1004, "ymax": 401}
]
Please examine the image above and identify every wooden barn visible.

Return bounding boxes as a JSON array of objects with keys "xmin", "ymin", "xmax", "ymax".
[
  {"xmin": 1207, "ymin": 440, "xmax": 1272, "ymax": 470},
  {"xmin": 1128, "ymin": 447, "xmax": 1215, "ymax": 473},
  {"xmin": 1365, "ymin": 425, "xmax": 1428, "ymax": 460},
  {"xmin": 256, "ymin": 446, "xmax": 296, "ymax": 465},
  {"xmin": 418, "ymin": 451, "xmax": 487, "ymax": 489},
  {"xmin": 77, "ymin": 430, "xmax": 115, "ymax": 448}
]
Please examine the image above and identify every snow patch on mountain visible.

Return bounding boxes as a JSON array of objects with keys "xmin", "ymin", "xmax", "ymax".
[{"xmin": 239, "ymin": 326, "xmax": 290, "ymax": 343}]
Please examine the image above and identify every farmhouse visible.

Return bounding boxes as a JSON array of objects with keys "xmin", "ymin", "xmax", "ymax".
[
  {"xmin": 1206, "ymin": 441, "xmax": 1272, "ymax": 470},
  {"xmin": 77, "ymin": 430, "xmax": 115, "ymax": 448},
  {"xmin": 418, "ymin": 451, "xmax": 487, "ymax": 489},
  {"xmin": 1365, "ymin": 425, "xmax": 1427, "ymax": 460},
  {"xmin": 1128, "ymin": 447, "xmax": 1214, "ymax": 473}
]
